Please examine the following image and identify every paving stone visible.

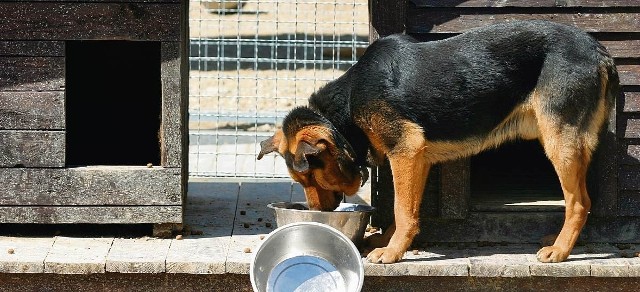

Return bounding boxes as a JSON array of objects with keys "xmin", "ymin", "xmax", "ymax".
[
  {"xmin": 165, "ymin": 235, "xmax": 230, "ymax": 274},
  {"xmin": 44, "ymin": 237, "xmax": 113, "ymax": 274},
  {"xmin": 0, "ymin": 236, "xmax": 55, "ymax": 273},
  {"xmin": 106, "ymin": 238, "xmax": 171, "ymax": 273}
]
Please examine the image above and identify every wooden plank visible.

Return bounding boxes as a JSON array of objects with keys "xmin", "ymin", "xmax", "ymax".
[
  {"xmin": 617, "ymin": 191, "xmax": 640, "ymax": 216},
  {"xmin": 410, "ymin": 0, "xmax": 640, "ymax": 7},
  {"xmin": 0, "ymin": 41, "xmax": 64, "ymax": 56},
  {"xmin": 0, "ymin": 2, "xmax": 180, "ymax": 41},
  {"xmin": 369, "ymin": 0, "xmax": 406, "ymax": 41},
  {"xmin": 0, "ymin": 236, "xmax": 55, "ymax": 273},
  {"xmin": 619, "ymin": 165, "xmax": 640, "ymax": 190},
  {"xmin": 105, "ymin": 238, "xmax": 171, "ymax": 273},
  {"xmin": 590, "ymin": 113, "xmax": 618, "ymax": 217},
  {"xmin": 622, "ymin": 91, "xmax": 640, "ymax": 113},
  {"xmin": 621, "ymin": 144, "xmax": 640, "ymax": 165},
  {"xmin": 0, "ymin": 92, "xmax": 64, "ymax": 130},
  {"xmin": 0, "ymin": 57, "xmax": 64, "ymax": 91},
  {"xmin": 0, "ymin": 206, "xmax": 182, "ymax": 224},
  {"xmin": 0, "ymin": 167, "xmax": 182, "ymax": 206},
  {"xmin": 599, "ymin": 39, "xmax": 640, "ymax": 59},
  {"xmin": 414, "ymin": 213, "xmax": 640, "ymax": 244},
  {"xmin": 406, "ymin": 9, "xmax": 640, "ymax": 33},
  {"xmin": 44, "ymin": 237, "xmax": 113, "ymax": 274},
  {"xmin": 370, "ymin": 161, "xmax": 395, "ymax": 230},
  {"xmin": 440, "ymin": 158, "xmax": 470, "ymax": 219},
  {"xmin": 618, "ymin": 65, "xmax": 640, "ymax": 87},
  {"xmin": 621, "ymin": 118, "xmax": 640, "ymax": 138},
  {"xmin": 0, "ymin": 130, "xmax": 64, "ymax": 168},
  {"xmin": 160, "ymin": 42, "xmax": 185, "ymax": 168},
  {"xmin": 6, "ymin": 0, "xmax": 180, "ymax": 2}
]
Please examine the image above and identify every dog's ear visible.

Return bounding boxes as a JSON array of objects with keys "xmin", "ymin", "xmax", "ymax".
[
  {"xmin": 257, "ymin": 130, "xmax": 284, "ymax": 160},
  {"xmin": 292, "ymin": 140, "xmax": 326, "ymax": 172}
]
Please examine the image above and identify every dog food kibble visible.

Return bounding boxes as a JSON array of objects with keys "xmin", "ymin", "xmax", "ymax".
[
  {"xmin": 243, "ymin": 223, "xmax": 250, "ymax": 228},
  {"xmin": 175, "ymin": 234, "xmax": 183, "ymax": 240},
  {"xmin": 146, "ymin": 163, "xmax": 153, "ymax": 168},
  {"xmin": 412, "ymin": 249, "xmax": 419, "ymax": 255},
  {"xmin": 240, "ymin": 210, "xmax": 246, "ymax": 215},
  {"xmin": 7, "ymin": 248, "xmax": 14, "ymax": 254},
  {"xmin": 265, "ymin": 222, "xmax": 272, "ymax": 228},
  {"xmin": 243, "ymin": 247, "xmax": 252, "ymax": 253},
  {"xmin": 257, "ymin": 218, "xmax": 263, "ymax": 222},
  {"xmin": 259, "ymin": 235, "xmax": 265, "ymax": 240}
]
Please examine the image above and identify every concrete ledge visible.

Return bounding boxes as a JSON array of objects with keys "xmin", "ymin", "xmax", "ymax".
[{"xmin": 1, "ymin": 180, "xmax": 639, "ymax": 288}]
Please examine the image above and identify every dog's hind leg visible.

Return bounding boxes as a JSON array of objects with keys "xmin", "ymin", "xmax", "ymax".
[
  {"xmin": 536, "ymin": 133, "xmax": 591, "ymax": 263},
  {"xmin": 534, "ymin": 56, "xmax": 615, "ymax": 263},
  {"xmin": 533, "ymin": 95, "xmax": 602, "ymax": 262}
]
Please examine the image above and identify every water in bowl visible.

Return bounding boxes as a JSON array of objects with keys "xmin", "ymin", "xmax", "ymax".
[{"xmin": 267, "ymin": 255, "xmax": 347, "ymax": 292}]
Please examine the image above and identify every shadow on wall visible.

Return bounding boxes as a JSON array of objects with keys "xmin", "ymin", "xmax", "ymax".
[{"xmin": 189, "ymin": 34, "xmax": 369, "ymax": 71}]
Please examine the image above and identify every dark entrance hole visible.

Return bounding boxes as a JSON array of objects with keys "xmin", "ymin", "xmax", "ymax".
[
  {"xmin": 65, "ymin": 41, "xmax": 161, "ymax": 166},
  {"xmin": 470, "ymin": 140, "xmax": 563, "ymax": 210}
]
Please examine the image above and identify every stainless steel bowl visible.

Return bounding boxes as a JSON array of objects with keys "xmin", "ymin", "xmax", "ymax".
[
  {"xmin": 250, "ymin": 222, "xmax": 364, "ymax": 292},
  {"xmin": 267, "ymin": 202, "xmax": 375, "ymax": 247}
]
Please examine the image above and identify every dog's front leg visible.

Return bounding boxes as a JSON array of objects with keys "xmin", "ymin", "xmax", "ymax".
[{"xmin": 366, "ymin": 148, "xmax": 430, "ymax": 264}]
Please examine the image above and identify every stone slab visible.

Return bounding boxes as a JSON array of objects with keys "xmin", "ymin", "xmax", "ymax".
[
  {"xmin": 44, "ymin": 237, "xmax": 113, "ymax": 274},
  {"xmin": 106, "ymin": 238, "xmax": 171, "ymax": 273},
  {"xmin": 0, "ymin": 236, "xmax": 55, "ymax": 273}
]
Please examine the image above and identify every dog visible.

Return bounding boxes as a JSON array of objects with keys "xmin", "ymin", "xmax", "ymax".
[{"xmin": 257, "ymin": 20, "xmax": 619, "ymax": 264}]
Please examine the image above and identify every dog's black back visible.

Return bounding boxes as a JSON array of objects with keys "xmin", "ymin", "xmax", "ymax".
[{"xmin": 304, "ymin": 20, "xmax": 617, "ymax": 161}]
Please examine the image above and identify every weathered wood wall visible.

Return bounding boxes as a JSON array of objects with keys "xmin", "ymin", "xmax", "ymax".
[
  {"xmin": 0, "ymin": 0, "xmax": 187, "ymax": 226},
  {"xmin": 370, "ymin": 0, "xmax": 640, "ymax": 242}
]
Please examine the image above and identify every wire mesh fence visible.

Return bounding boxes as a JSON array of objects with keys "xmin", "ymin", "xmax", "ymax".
[{"xmin": 189, "ymin": 0, "xmax": 370, "ymax": 178}]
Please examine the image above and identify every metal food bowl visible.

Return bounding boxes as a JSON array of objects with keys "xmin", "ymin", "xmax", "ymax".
[
  {"xmin": 250, "ymin": 222, "xmax": 364, "ymax": 292},
  {"xmin": 267, "ymin": 202, "xmax": 375, "ymax": 247}
]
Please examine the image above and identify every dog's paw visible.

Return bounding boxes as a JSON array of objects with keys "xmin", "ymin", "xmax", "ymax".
[
  {"xmin": 536, "ymin": 246, "xmax": 569, "ymax": 263},
  {"xmin": 366, "ymin": 247, "xmax": 404, "ymax": 264}
]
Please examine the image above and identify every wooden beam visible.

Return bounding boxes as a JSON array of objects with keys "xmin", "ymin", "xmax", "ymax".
[
  {"xmin": 0, "ymin": 2, "xmax": 180, "ymax": 41},
  {"xmin": 0, "ymin": 206, "xmax": 182, "ymax": 224},
  {"xmin": 160, "ymin": 42, "xmax": 184, "ymax": 168},
  {"xmin": 369, "ymin": 0, "xmax": 406, "ymax": 41},
  {"xmin": 0, "ymin": 92, "xmax": 64, "ymax": 130},
  {"xmin": 622, "ymin": 91, "xmax": 640, "ymax": 113},
  {"xmin": 406, "ymin": 8, "xmax": 640, "ymax": 33},
  {"xmin": 0, "ymin": 167, "xmax": 182, "ymax": 206},
  {"xmin": 621, "ymin": 118, "xmax": 640, "ymax": 139},
  {"xmin": 0, "ymin": 41, "xmax": 64, "ymax": 56},
  {"xmin": 0, "ymin": 130, "xmax": 64, "ymax": 168},
  {"xmin": 409, "ymin": 0, "xmax": 640, "ymax": 7},
  {"xmin": 0, "ymin": 57, "xmax": 64, "ymax": 91}
]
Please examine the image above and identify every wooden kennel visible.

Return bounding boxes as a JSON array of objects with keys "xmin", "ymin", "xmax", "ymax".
[
  {"xmin": 0, "ymin": 0, "xmax": 188, "ymax": 236},
  {"xmin": 369, "ymin": 0, "xmax": 640, "ymax": 244}
]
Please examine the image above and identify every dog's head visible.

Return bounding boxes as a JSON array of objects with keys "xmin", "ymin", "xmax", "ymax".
[{"xmin": 257, "ymin": 107, "xmax": 368, "ymax": 211}]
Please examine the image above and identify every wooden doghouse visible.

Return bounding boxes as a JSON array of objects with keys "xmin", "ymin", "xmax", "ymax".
[
  {"xmin": 369, "ymin": 0, "xmax": 640, "ymax": 244},
  {"xmin": 0, "ymin": 0, "xmax": 188, "ymax": 236}
]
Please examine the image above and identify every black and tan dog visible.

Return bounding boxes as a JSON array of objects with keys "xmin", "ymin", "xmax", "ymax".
[{"xmin": 258, "ymin": 20, "xmax": 619, "ymax": 264}]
